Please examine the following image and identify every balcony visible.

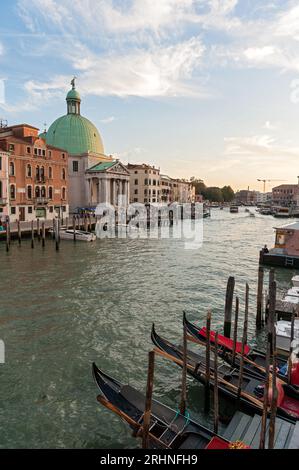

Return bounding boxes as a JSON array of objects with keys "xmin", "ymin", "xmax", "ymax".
[
  {"xmin": 0, "ymin": 197, "xmax": 7, "ymax": 206},
  {"xmin": 35, "ymin": 176, "xmax": 47, "ymax": 184},
  {"xmin": 35, "ymin": 197, "xmax": 49, "ymax": 205}
]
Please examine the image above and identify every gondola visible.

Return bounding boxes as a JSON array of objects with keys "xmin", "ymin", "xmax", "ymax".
[
  {"xmin": 184, "ymin": 313, "xmax": 299, "ymax": 388},
  {"xmin": 151, "ymin": 325, "xmax": 299, "ymax": 423},
  {"xmin": 92, "ymin": 363, "xmax": 245, "ymax": 449}
]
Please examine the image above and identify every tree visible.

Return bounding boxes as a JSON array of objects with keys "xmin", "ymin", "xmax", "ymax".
[{"xmin": 221, "ymin": 186, "xmax": 235, "ymax": 202}]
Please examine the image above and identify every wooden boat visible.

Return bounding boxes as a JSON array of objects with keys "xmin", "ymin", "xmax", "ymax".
[
  {"xmin": 151, "ymin": 325, "xmax": 299, "ymax": 423},
  {"xmin": 230, "ymin": 205, "xmax": 239, "ymax": 213},
  {"xmin": 183, "ymin": 313, "xmax": 296, "ymax": 386},
  {"xmin": 48, "ymin": 228, "xmax": 96, "ymax": 241},
  {"xmin": 92, "ymin": 363, "xmax": 241, "ymax": 449}
]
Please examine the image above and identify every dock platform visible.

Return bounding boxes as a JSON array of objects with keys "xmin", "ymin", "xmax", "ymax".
[{"xmin": 222, "ymin": 411, "xmax": 299, "ymax": 449}]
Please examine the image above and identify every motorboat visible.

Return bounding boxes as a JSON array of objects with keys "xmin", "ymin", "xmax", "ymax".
[
  {"xmin": 230, "ymin": 205, "xmax": 239, "ymax": 213},
  {"xmin": 292, "ymin": 276, "xmax": 299, "ymax": 287},
  {"xmin": 49, "ymin": 228, "xmax": 96, "ymax": 242},
  {"xmin": 276, "ymin": 320, "xmax": 299, "ymax": 353}
]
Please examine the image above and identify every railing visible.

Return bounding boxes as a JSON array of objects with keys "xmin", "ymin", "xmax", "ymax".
[
  {"xmin": 35, "ymin": 176, "xmax": 47, "ymax": 183},
  {"xmin": 35, "ymin": 197, "xmax": 49, "ymax": 205},
  {"xmin": 0, "ymin": 198, "xmax": 7, "ymax": 206}
]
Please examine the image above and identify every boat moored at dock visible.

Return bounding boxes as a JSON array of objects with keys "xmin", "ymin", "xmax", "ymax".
[{"xmin": 260, "ymin": 222, "xmax": 299, "ymax": 268}]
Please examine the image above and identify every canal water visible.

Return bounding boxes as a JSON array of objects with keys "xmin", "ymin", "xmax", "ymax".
[{"xmin": 0, "ymin": 208, "xmax": 297, "ymax": 448}]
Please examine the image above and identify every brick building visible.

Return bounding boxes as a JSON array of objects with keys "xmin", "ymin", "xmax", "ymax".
[
  {"xmin": 0, "ymin": 123, "xmax": 69, "ymax": 222},
  {"xmin": 272, "ymin": 184, "xmax": 299, "ymax": 207}
]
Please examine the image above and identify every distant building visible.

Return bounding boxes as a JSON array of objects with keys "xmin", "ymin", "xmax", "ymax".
[
  {"xmin": 0, "ymin": 123, "xmax": 69, "ymax": 222},
  {"xmin": 272, "ymin": 184, "xmax": 299, "ymax": 207},
  {"xmin": 256, "ymin": 191, "xmax": 272, "ymax": 204},
  {"xmin": 235, "ymin": 189, "xmax": 258, "ymax": 205},
  {"xmin": 172, "ymin": 179, "xmax": 195, "ymax": 203},
  {"xmin": 160, "ymin": 175, "xmax": 174, "ymax": 203},
  {"xmin": 41, "ymin": 79, "xmax": 130, "ymax": 211},
  {"xmin": 127, "ymin": 163, "xmax": 160, "ymax": 203},
  {"xmin": 0, "ymin": 150, "xmax": 9, "ymax": 221}
]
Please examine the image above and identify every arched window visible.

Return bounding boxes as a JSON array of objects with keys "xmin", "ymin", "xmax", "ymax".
[
  {"xmin": 62, "ymin": 187, "xmax": 66, "ymax": 200},
  {"xmin": 27, "ymin": 164, "xmax": 32, "ymax": 177},
  {"xmin": 0, "ymin": 181, "xmax": 2, "ymax": 198},
  {"xmin": 48, "ymin": 187, "xmax": 53, "ymax": 200},
  {"xmin": 49, "ymin": 167, "xmax": 52, "ymax": 179},
  {"xmin": 62, "ymin": 168, "xmax": 66, "ymax": 180},
  {"xmin": 9, "ymin": 162, "xmax": 15, "ymax": 176},
  {"xmin": 36, "ymin": 166, "xmax": 40, "ymax": 179},
  {"xmin": 35, "ymin": 186, "xmax": 40, "ymax": 198},
  {"xmin": 40, "ymin": 166, "xmax": 45, "ymax": 180},
  {"xmin": 27, "ymin": 185, "xmax": 32, "ymax": 199},
  {"xmin": 10, "ymin": 184, "xmax": 16, "ymax": 199},
  {"xmin": 41, "ymin": 186, "xmax": 46, "ymax": 198}
]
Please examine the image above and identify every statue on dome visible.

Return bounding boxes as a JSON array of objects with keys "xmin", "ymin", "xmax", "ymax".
[{"xmin": 71, "ymin": 77, "xmax": 77, "ymax": 89}]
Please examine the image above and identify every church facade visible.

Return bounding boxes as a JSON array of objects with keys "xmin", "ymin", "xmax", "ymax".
[{"xmin": 41, "ymin": 79, "xmax": 130, "ymax": 213}]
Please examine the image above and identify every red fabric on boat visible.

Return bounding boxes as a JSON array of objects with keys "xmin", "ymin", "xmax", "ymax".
[
  {"xmin": 291, "ymin": 362, "xmax": 299, "ymax": 387},
  {"xmin": 280, "ymin": 395, "xmax": 299, "ymax": 419},
  {"xmin": 268, "ymin": 382, "xmax": 285, "ymax": 407},
  {"xmin": 199, "ymin": 327, "xmax": 251, "ymax": 356},
  {"xmin": 205, "ymin": 437, "xmax": 231, "ymax": 449}
]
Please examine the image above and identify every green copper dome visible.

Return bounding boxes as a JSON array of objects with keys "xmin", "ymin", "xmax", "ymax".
[
  {"xmin": 66, "ymin": 88, "xmax": 81, "ymax": 101},
  {"xmin": 44, "ymin": 80, "xmax": 104, "ymax": 156},
  {"xmin": 46, "ymin": 114, "xmax": 104, "ymax": 155}
]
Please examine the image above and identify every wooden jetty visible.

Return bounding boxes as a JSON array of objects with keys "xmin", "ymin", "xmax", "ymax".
[{"xmin": 223, "ymin": 411, "xmax": 299, "ymax": 449}]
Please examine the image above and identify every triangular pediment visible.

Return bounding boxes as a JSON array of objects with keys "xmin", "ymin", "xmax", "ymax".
[{"xmin": 107, "ymin": 162, "xmax": 130, "ymax": 175}]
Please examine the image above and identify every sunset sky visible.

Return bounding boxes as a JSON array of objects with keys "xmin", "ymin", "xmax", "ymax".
[{"xmin": 1, "ymin": 0, "xmax": 299, "ymax": 190}]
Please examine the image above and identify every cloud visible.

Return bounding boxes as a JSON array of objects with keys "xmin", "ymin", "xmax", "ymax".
[
  {"xmin": 263, "ymin": 120, "xmax": 278, "ymax": 130},
  {"xmin": 23, "ymin": 37, "xmax": 206, "ymax": 99},
  {"xmin": 100, "ymin": 116, "xmax": 116, "ymax": 124},
  {"xmin": 0, "ymin": 42, "xmax": 4, "ymax": 56},
  {"xmin": 224, "ymin": 134, "xmax": 299, "ymax": 161}
]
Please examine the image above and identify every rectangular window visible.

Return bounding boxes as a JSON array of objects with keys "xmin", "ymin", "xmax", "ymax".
[
  {"xmin": 11, "ymin": 207, "xmax": 16, "ymax": 215},
  {"xmin": 134, "ymin": 179, "xmax": 138, "ymax": 185},
  {"xmin": 38, "ymin": 149, "xmax": 42, "ymax": 156},
  {"xmin": 134, "ymin": 198, "xmax": 138, "ymax": 202},
  {"xmin": 27, "ymin": 147, "xmax": 31, "ymax": 154},
  {"xmin": 62, "ymin": 153, "xmax": 65, "ymax": 159},
  {"xmin": 28, "ymin": 206, "xmax": 33, "ymax": 214},
  {"xmin": 9, "ymin": 144, "xmax": 15, "ymax": 152},
  {"xmin": 34, "ymin": 148, "xmax": 38, "ymax": 155},
  {"xmin": 134, "ymin": 189, "xmax": 138, "ymax": 194},
  {"xmin": 48, "ymin": 151, "xmax": 52, "ymax": 158},
  {"xmin": 49, "ymin": 206, "xmax": 54, "ymax": 213},
  {"xmin": 42, "ymin": 149, "xmax": 46, "ymax": 156},
  {"xmin": 73, "ymin": 161, "xmax": 79, "ymax": 172}
]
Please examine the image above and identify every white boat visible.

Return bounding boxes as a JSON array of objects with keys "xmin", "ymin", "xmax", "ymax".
[
  {"xmin": 276, "ymin": 319, "xmax": 299, "ymax": 353},
  {"xmin": 49, "ymin": 228, "xmax": 96, "ymax": 242},
  {"xmin": 292, "ymin": 275, "xmax": 299, "ymax": 287}
]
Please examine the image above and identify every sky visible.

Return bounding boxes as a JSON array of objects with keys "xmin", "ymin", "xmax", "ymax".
[{"xmin": 1, "ymin": 0, "xmax": 299, "ymax": 191}]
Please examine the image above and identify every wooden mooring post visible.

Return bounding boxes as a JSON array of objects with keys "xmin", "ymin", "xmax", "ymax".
[
  {"xmin": 259, "ymin": 328, "xmax": 271, "ymax": 449},
  {"xmin": 268, "ymin": 303, "xmax": 278, "ymax": 449},
  {"xmin": 213, "ymin": 332, "xmax": 219, "ymax": 435},
  {"xmin": 232, "ymin": 296, "xmax": 239, "ymax": 366},
  {"xmin": 37, "ymin": 218, "xmax": 40, "ymax": 242},
  {"xmin": 31, "ymin": 220, "xmax": 34, "ymax": 249},
  {"xmin": 42, "ymin": 221, "xmax": 46, "ymax": 247},
  {"xmin": 237, "ymin": 285, "xmax": 249, "ymax": 402},
  {"xmin": 55, "ymin": 219, "xmax": 60, "ymax": 251},
  {"xmin": 256, "ymin": 266, "xmax": 264, "ymax": 328},
  {"xmin": 52, "ymin": 218, "xmax": 55, "ymax": 239},
  {"xmin": 142, "ymin": 350, "xmax": 155, "ymax": 449},
  {"xmin": 6, "ymin": 219, "xmax": 10, "ymax": 252},
  {"xmin": 179, "ymin": 323, "xmax": 187, "ymax": 416},
  {"xmin": 224, "ymin": 276, "xmax": 235, "ymax": 338},
  {"xmin": 205, "ymin": 311, "xmax": 211, "ymax": 411},
  {"xmin": 17, "ymin": 219, "xmax": 21, "ymax": 245},
  {"xmin": 288, "ymin": 310, "xmax": 296, "ymax": 385},
  {"xmin": 84, "ymin": 215, "xmax": 88, "ymax": 232},
  {"xmin": 73, "ymin": 216, "xmax": 76, "ymax": 242}
]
